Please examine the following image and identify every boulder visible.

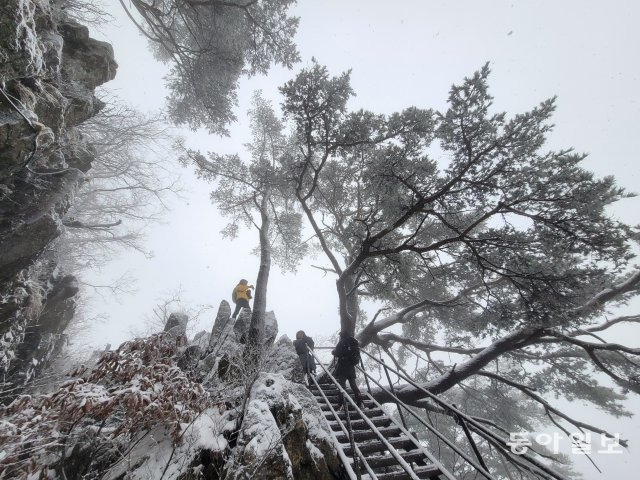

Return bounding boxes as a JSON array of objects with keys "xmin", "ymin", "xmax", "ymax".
[
  {"xmin": 59, "ymin": 21, "xmax": 117, "ymax": 89},
  {"xmin": 164, "ymin": 312, "xmax": 189, "ymax": 341},
  {"xmin": 228, "ymin": 373, "xmax": 339, "ymax": 480},
  {"xmin": 208, "ymin": 300, "xmax": 232, "ymax": 351},
  {"xmin": 191, "ymin": 330, "xmax": 210, "ymax": 350},
  {"xmin": 232, "ymin": 308, "xmax": 251, "ymax": 344},
  {"xmin": 265, "ymin": 335, "xmax": 305, "ymax": 383},
  {"xmin": 177, "ymin": 345, "xmax": 202, "ymax": 372},
  {"xmin": 233, "ymin": 309, "xmax": 278, "ymax": 347},
  {"xmin": 264, "ymin": 311, "xmax": 278, "ymax": 346}
]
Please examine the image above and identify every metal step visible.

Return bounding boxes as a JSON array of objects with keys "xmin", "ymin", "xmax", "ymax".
[
  {"xmin": 342, "ymin": 437, "xmax": 416, "ymax": 456},
  {"xmin": 334, "ymin": 408, "xmax": 385, "ymax": 420},
  {"xmin": 320, "ymin": 400, "xmax": 376, "ymax": 412},
  {"xmin": 317, "ymin": 393, "xmax": 367, "ymax": 402},
  {"xmin": 361, "ymin": 450, "xmax": 430, "ymax": 469},
  {"xmin": 310, "ymin": 386, "xmax": 341, "ymax": 393},
  {"xmin": 328, "ymin": 416, "xmax": 392, "ymax": 431},
  {"xmin": 372, "ymin": 464, "xmax": 442, "ymax": 479},
  {"xmin": 336, "ymin": 426, "xmax": 402, "ymax": 443},
  {"xmin": 311, "ymin": 388, "xmax": 361, "ymax": 397}
]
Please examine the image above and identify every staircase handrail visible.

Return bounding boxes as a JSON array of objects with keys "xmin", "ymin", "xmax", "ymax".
[
  {"xmin": 359, "ymin": 349, "xmax": 571, "ymax": 480},
  {"xmin": 355, "ymin": 363, "xmax": 492, "ymax": 480},
  {"xmin": 308, "ymin": 373, "xmax": 378, "ymax": 480}
]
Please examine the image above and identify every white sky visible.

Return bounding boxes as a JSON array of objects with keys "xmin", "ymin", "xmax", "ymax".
[{"xmin": 78, "ymin": 1, "xmax": 640, "ymax": 477}]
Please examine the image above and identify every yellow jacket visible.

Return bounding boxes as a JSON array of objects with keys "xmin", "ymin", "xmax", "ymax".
[{"xmin": 232, "ymin": 283, "xmax": 253, "ymax": 302}]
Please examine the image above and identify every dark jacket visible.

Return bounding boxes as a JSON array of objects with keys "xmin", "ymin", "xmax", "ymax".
[
  {"xmin": 293, "ymin": 336, "xmax": 314, "ymax": 355},
  {"xmin": 293, "ymin": 336, "xmax": 316, "ymax": 373},
  {"xmin": 332, "ymin": 336, "xmax": 359, "ymax": 379}
]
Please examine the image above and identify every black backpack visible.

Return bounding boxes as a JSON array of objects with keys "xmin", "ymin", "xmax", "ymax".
[{"xmin": 343, "ymin": 337, "xmax": 361, "ymax": 366}]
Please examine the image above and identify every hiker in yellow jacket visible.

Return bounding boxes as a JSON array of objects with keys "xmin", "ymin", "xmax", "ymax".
[{"xmin": 231, "ymin": 279, "xmax": 254, "ymax": 318}]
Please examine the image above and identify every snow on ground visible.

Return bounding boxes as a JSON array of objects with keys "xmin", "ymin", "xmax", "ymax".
[{"xmin": 104, "ymin": 406, "xmax": 231, "ymax": 480}]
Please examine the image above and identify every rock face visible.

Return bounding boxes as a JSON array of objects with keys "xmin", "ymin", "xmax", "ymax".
[
  {"xmin": 164, "ymin": 312, "xmax": 189, "ymax": 338},
  {"xmin": 228, "ymin": 373, "xmax": 339, "ymax": 480},
  {"xmin": 0, "ymin": 0, "xmax": 116, "ymax": 399},
  {"xmin": 209, "ymin": 300, "xmax": 233, "ymax": 349},
  {"xmin": 233, "ymin": 307, "xmax": 279, "ymax": 346},
  {"xmin": 265, "ymin": 335, "xmax": 306, "ymax": 383}
]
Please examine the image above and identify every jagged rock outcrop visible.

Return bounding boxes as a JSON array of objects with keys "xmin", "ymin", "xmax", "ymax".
[
  {"xmin": 164, "ymin": 311, "xmax": 189, "ymax": 338},
  {"xmin": 227, "ymin": 372, "xmax": 338, "ymax": 480},
  {"xmin": 209, "ymin": 299, "xmax": 232, "ymax": 348},
  {"xmin": 0, "ymin": 0, "xmax": 116, "ymax": 399},
  {"xmin": 265, "ymin": 335, "xmax": 305, "ymax": 383},
  {"xmin": 233, "ymin": 307, "xmax": 279, "ymax": 346},
  {"xmin": 1, "ymin": 302, "xmax": 341, "ymax": 479},
  {"xmin": 195, "ymin": 303, "xmax": 337, "ymax": 479}
]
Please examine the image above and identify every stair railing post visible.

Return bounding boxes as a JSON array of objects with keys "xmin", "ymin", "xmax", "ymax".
[
  {"xmin": 380, "ymin": 358, "xmax": 410, "ymax": 431},
  {"xmin": 453, "ymin": 403, "xmax": 490, "ymax": 472},
  {"xmin": 360, "ymin": 356, "xmax": 372, "ymax": 395},
  {"xmin": 343, "ymin": 395, "xmax": 362, "ymax": 480}
]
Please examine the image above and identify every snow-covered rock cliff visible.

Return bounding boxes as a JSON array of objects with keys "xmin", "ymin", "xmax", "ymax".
[{"xmin": 0, "ymin": 0, "xmax": 116, "ymax": 397}]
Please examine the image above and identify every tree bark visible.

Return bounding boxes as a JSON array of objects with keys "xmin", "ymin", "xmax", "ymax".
[
  {"xmin": 245, "ymin": 190, "xmax": 271, "ymax": 361},
  {"xmin": 337, "ymin": 269, "xmax": 359, "ymax": 336}
]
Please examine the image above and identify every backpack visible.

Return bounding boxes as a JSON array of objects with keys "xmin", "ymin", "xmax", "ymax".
[
  {"xmin": 343, "ymin": 337, "xmax": 361, "ymax": 366},
  {"xmin": 231, "ymin": 288, "xmax": 238, "ymax": 303}
]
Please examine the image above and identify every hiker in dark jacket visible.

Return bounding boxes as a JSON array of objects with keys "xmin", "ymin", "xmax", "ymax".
[
  {"xmin": 293, "ymin": 330, "xmax": 316, "ymax": 375},
  {"xmin": 332, "ymin": 331, "xmax": 363, "ymax": 407}
]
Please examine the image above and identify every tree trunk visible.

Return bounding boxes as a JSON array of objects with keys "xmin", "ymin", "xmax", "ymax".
[
  {"xmin": 337, "ymin": 269, "xmax": 359, "ymax": 336},
  {"xmin": 244, "ymin": 191, "xmax": 271, "ymax": 363}
]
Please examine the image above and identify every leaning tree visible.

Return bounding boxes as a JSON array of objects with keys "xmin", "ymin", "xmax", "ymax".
[{"xmin": 280, "ymin": 62, "xmax": 640, "ymax": 478}]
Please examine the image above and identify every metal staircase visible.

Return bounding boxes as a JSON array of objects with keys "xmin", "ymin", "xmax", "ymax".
[
  {"xmin": 306, "ymin": 347, "xmax": 571, "ymax": 480},
  {"xmin": 310, "ymin": 381, "xmax": 444, "ymax": 479}
]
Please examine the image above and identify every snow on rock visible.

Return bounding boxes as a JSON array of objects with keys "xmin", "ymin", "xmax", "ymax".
[
  {"xmin": 232, "ymin": 307, "xmax": 252, "ymax": 344},
  {"xmin": 233, "ymin": 308, "xmax": 279, "ymax": 348},
  {"xmin": 228, "ymin": 398, "xmax": 292, "ymax": 479},
  {"xmin": 0, "ymin": 0, "xmax": 55, "ymax": 80},
  {"xmin": 164, "ymin": 312, "xmax": 189, "ymax": 340},
  {"xmin": 228, "ymin": 372, "xmax": 339, "ymax": 479},
  {"xmin": 105, "ymin": 407, "xmax": 233, "ymax": 480},
  {"xmin": 264, "ymin": 311, "xmax": 278, "ymax": 346},
  {"xmin": 265, "ymin": 335, "xmax": 305, "ymax": 383}
]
